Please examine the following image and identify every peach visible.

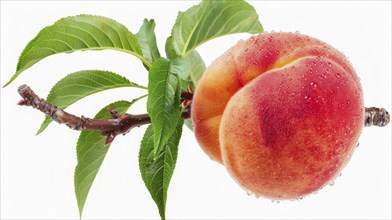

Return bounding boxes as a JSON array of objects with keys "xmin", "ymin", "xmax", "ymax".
[{"xmin": 191, "ymin": 32, "xmax": 364, "ymax": 199}]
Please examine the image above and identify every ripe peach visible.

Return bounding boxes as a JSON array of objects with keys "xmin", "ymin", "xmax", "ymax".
[{"xmin": 191, "ymin": 32, "xmax": 364, "ymax": 199}]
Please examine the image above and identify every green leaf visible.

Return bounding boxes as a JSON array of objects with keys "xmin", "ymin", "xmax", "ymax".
[
  {"xmin": 136, "ymin": 19, "xmax": 161, "ymax": 64},
  {"xmin": 166, "ymin": 38, "xmax": 206, "ymax": 90},
  {"xmin": 139, "ymin": 119, "xmax": 184, "ymax": 220},
  {"xmin": 184, "ymin": 119, "xmax": 194, "ymax": 131},
  {"xmin": 147, "ymin": 58, "xmax": 182, "ymax": 158},
  {"xmin": 165, "ymin": 36, "xmax": 179, "ymax": 60},
  {"xmin": 36, "ymin": 70, "xmax": 145, "ymax": 135},
  {"xmin": 171, "ymin": 0, "xmax": 263, "ymax": 57},
  {"xmin": 170, "ymin": 57, "xmax": 190, "ymax": 80},
  {"xmin": 74, "ymin": 98, "xmax": 145, "ymax": 218},
  {"xmin": 4, "ymin": 14, "xmax": 150, "ymax": 87},
  {"xmin": 184, "ymin": 50, "xmax": 206, "ymax": 90}
]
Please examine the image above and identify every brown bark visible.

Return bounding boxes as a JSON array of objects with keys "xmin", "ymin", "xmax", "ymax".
[{"xmin": 17, "ymin": 84, "xmax": 191, "ymax": 144}]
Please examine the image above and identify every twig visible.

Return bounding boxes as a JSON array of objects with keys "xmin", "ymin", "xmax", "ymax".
[{"xmin": 17, "ymin": 84, "xmax": 191, "ymax": 144}]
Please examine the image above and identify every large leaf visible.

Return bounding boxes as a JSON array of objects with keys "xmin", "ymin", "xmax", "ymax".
[
  {"xmin": 136, "ymin": 19, "xmax": 161, "ymax": 64},
  {"xmin": 139, "ymin": 119, "xmax": 184, "ymax": 220},
  {"xmin": 36, "ymin": 70, "xmax": 145, "ymax": 135},
  {"xmin": 171, "ymin": 0, "xmax": 263, "ymax": 57},
  {"xmin": 4, "ymin": 14, "xmax": 150, "ymax": 87},
  {"xmin": 147, "ymin": 58, "xmax": 182, "ymax": 157},
  {"xmin": 74, "ymin": 98, "xmax": 145, "ymax": 217}
]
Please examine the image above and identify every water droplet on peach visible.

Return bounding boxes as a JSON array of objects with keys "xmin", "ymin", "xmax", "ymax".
[{"xmin": 310, "ymin": 82, "xmax": 318, "ymax": 90}]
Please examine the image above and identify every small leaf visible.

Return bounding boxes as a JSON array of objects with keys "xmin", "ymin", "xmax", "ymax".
[
  {"xmin": 36, "ymin": 70, "xmax": 145, "ymax": 135},
  {"xmin": 136, "ymin": 19, "xmax": 161, "ymax": 64},
  {"xmin": 147, "ymin": 58, "xmax": 182, "ymax": 157},
  {"xmin": 184, "ymin": 119, "xmax": 194, "ymax": 131},
  {"xmin": 170, "ymin": 57, "xmax": 190, "ymax": 80},
  {"xmin": 171, "ymin": 0, "xmax": 263, "ymax": 57},
  {"xmin": 4, "ymin": 14, "xmax": 150, "ymax": 87},
  {"xmin": 165, "ymin": 36, "xmax": 179, "ymax": 60},
  {"xmin": 166, "ymin": 39, "xmax": 206, "ymax": 90},
  {"xmin": 139, "ymin": 119, "xmax": 184, "ymax": 220},
  {"xmin": 74, "ymin": 98, "xmax": 145, "ymax": 218},
  {"xmin": 184, "ymin": 50, "xmax": 206, "ymax": 90}
]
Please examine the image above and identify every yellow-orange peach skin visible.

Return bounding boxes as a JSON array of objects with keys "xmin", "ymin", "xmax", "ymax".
[{"xmin": 191, "ymin": 32, "xmax": 364, "ymax": 199}]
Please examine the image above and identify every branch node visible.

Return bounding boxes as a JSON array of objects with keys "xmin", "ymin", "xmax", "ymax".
[{"xmin": 109, "ymin": 109, "xmax": 120, "ymax": 119}]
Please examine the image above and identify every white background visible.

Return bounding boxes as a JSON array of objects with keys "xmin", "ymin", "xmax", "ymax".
[{"xmin": 1, "ymin": 1, "xmax": 391, "ymax": 219}]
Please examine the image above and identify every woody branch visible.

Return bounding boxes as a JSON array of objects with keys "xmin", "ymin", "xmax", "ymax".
[{"xmin": 17, "ymin": 84, "xmax": 192, "ymax": 144}]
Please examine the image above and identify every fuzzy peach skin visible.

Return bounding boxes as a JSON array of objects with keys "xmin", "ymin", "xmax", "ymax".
[{"xmin": 191, "ymin": 32, "xmax": 364, "ymax": 199}]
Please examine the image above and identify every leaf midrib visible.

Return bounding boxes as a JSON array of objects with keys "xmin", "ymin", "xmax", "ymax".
[
  {"xmin": 155, "ymin": 66, "xmax": 173, "ymax": 153},
  {"xmin": 26, "ymin": 46, "xmax": 151, "ymax": 69},
  {"xmin": 180, "ymin": 3, "xmax": 208, "ymax": 57}
]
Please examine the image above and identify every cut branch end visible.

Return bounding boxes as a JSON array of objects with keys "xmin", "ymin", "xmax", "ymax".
[{"xmin": 365, "ymin": 107, "xmax": 390, "ymax": 127}]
